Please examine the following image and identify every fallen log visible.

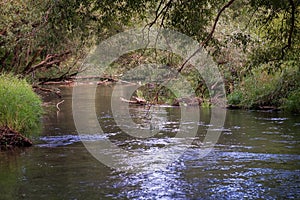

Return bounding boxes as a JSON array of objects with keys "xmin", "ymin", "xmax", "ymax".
[
  {"xmin": 97, "ymin": 79, "xmax": 110, "ymax": 85},
  {"xmin": 41, "ymin": 80, "xmax": 74, "ymax": 85},
  {"xmin": 120, "ymin": 97, "xmax": 147, "ymax": 105}
]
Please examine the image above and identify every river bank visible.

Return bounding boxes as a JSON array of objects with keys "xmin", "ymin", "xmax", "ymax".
[{"xmin": 0, "ymin": 126, "xmax": 32, "ymax": 150}]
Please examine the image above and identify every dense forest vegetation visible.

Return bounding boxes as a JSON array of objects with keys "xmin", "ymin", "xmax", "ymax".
[{"xmin": 0, "ymin": 0, "xmax": 299, "ymax": 112}]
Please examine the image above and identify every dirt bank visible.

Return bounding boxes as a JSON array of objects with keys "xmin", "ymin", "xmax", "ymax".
[{"xmin": 0, "ymin": 126, "xmax": 32, "ymax": 150}]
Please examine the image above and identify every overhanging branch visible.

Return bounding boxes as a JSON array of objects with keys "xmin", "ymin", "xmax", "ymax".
[
  {"xmin": 148, "ymin": 0, "xmax": 173, "ymax": 28},
  {"xmin": 25, "ymin": 50, "xmax": 71, "ymax": 74},
  {"xmin": 178, "ymin": 0, "xmax": 236, "ymax": 73}
]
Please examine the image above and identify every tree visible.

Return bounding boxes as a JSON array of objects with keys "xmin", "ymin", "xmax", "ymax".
[
  {"xmin": 1, "ymin": 0, "xmax": 299, "ymax": 111},
  {"xmin": 0, "ymin": 0, "xmax": 147, "ymax": 82}
]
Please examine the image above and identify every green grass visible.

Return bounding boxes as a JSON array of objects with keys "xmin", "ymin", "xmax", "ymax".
[{"xmin": 0, "ymin": 74, "xmax": 43, "ymax": 137}]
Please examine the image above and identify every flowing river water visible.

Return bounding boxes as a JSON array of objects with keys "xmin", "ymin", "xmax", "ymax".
[{"xmin": 0, "ymin": 85, "xmax": 299, "ymax": 199}]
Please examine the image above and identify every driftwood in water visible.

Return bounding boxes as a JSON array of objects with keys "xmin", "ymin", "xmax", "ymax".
[
  {"xmin": 257, "ymin": 106, "xmax": 280, "ymax": 111},
  {"xmin": 120, "ymin": 97, "xmax": 147, "ymax": 105},
  {"xmin": 41, "ymin": 80, "xmax": 74, "ymax": 85},
  {"xmin": 97, "ymin": 79, "xmax": 116, "ymax": 85},
  {"xmin": 0, "ymin": 126, "xmax": 32, "ymax": 150}
]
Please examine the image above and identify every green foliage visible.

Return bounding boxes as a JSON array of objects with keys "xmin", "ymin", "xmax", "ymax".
[
  {"xmin": 201, "ymin": 100, "xmax": 212, "ymax": 108},
  {"xmin": 227, "ymin": 91, "xmax": 243, "ymax": 105},
  {"xmin": 0, "ymin": 0, "xmax": 44, "ymax": 73},
  {"xmin": 240, "ymin": 69, "xmax": 280, "ymax": 107},
  {"xmin": 0, "ymin": 74, "xmax": 43, "ymax": 136},
  {"xmin": 165, "ymin": 0, "xmax": 225, "ymax": 41},
  {"xmin": 0, "ymin": 0, "xmax": 149, "ymax": 81},
  {"xmin": 247, "ymin": 0, "xmax": 300, "ymax": 69},
  {"xmin": 229, "ymin": 61, "xmax": 300, "ymax": 112},
  {"xmin": 0, "ymin": 0, "xmax": 299, "ymax": 113},
  {"xmin": 110, "ymin": 49, "xmax": 209, "ymax": 104},
  {"xmin": 281, "ymin": 89, "xmax": 300, "ymax": 113}
]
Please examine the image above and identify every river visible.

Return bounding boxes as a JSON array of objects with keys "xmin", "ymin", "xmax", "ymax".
[{"xmin": 0, "ymin": 85, "xmax": 299, "ymax": 199}]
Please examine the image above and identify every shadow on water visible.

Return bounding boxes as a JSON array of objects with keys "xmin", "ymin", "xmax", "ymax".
[{"xmin": 0, "ymin": 85, "xmax": 299, "ymax": 199}]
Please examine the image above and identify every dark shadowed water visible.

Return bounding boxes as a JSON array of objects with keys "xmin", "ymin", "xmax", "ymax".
[{"xmin": 0, "ymin": 85, "xmax": 299, "ymax": 200}]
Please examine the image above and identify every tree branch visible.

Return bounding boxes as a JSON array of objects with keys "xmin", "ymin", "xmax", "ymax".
[
  {"xmin": 281, "ymin": 0, "xmax": 295, "ymax": 59},
  {"xmin": 178, "ymin": 0, "xmax": 236, "ymax": 73},
  {"xmin": 202, "ymin": 0, "xmax": 236, "ymax": 47},
  {"xmin": 148, "ymin": 0, "xmax": 173, "ymax": 28},
  {"xmin": 266, "ymin": 0, "xmax": 296, "ymax": 63},
  {"xmin": 25, "ymin": 50, "xmax": 71, "ymax": 74},
  {"xmin": 23, "ymin": 47, "xmax": 44, "ymax": 73}
]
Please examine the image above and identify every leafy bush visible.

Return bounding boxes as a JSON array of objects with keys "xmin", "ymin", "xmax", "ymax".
[
  {"xmin": 0, "ymin": 74, "xmax": 43, "ymax": 137},
  {"xmin": 281, "ymin": 89, "xmax": 300, "ymax": 113},
  {"xmin": 227, "ymin": 91, "xmax": 243, "ymax": 105},
  {"xmin": 237, "ymin": 68, "xmax": 280, "ymax": 108},
  {"xmin": 228, "ymin": 61, "xmax": 300, "ymax": 113}
]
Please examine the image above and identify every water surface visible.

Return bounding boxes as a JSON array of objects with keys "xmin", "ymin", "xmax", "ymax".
[{"xmin": 0, "ymin": 85, "xmax": 299, "ymax": 199}]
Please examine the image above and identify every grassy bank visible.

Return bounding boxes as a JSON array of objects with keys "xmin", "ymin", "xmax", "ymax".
[{"xmin": 0, "ymin": 74, "xmax": 43, "ymax": 149}]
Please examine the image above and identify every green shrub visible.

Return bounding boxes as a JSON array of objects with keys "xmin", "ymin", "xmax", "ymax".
[
  {"xmin": 227, "ymin": 91, "xmax": 243, "ymax": 105},
  {"xmin": 0, "ymin": 74, "xmax": 43, "ymax": 137},
  {"xmin": 238, "ymin": 69, "xmax": 280, "ymax": 108},
  {"xmin": 281, "ymin": 89, "xmax": 300, "ymax": 113},
  {"xmin": 228, "ymin": 61, "xmax": 300, "ymax": 112}
]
